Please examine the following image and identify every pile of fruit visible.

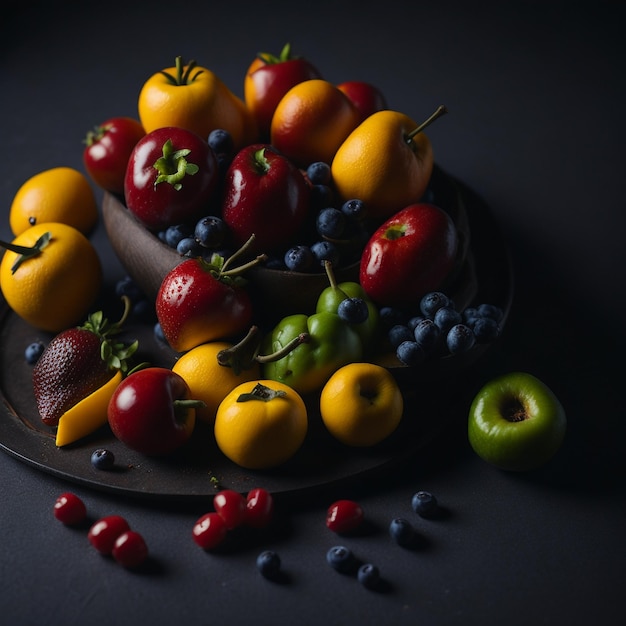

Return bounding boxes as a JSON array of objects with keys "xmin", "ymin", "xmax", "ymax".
[{"xmin": 0, "ymin": 44, "xmax": 566, "ymax": 477}]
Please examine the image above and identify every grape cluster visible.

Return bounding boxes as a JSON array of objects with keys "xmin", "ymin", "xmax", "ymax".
[{"xmin": 382, "ymin": 291, "xmax": 503, "ymax": 366}]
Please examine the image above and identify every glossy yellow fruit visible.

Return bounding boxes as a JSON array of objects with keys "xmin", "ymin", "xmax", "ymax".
[
  {"xmin": 331, "ymin": 109, "xmax": 435, "ymax": 221},
  {"xmin": 270, "ymin": 79, "xmax": 360, "ymax": 167},
  {"xmin": 138, "ymin": 57, "xmax": 256, "ymax": 150},
  {"xmin": 55, "ymin": 371, "xmax": 122, "ymax": 447},
  {"xmin": 214, "ymin": 380, "xmax": 307, "ymax": 469},
  {"xmin": 320, "ymin": 362, "xmax": 403, "ymax": 446},
  {"xmin": 0, "ymin": 222, "xmax": 102, "ymax": 332},
  {"xmin": 9, "ymin": 167, "xmax": 98, "ymax": 237},
  {"xmin": 172, "ymin": 342, "xmax": 260, "ymax": 423}
]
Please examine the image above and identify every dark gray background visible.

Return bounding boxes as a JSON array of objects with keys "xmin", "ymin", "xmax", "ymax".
[{"xmin": 1, "ymin": 1, "xmax": 624, "ymax": 624}]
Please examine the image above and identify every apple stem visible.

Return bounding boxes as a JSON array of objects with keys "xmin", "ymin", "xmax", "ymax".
[
  {"xmin": 405, "ymin": 105, "xmax": 448, "ymax": 142},
  {"xmin": 220, "ymin": 234, "xmax": 268, "ymax": 277},
  {"xmin": 323, "ymin": 260, "xmax": 339, "ymax": 290},
  {"xmin": 173, "ymin": 398, "xmax": 207, "ymax": 419}
]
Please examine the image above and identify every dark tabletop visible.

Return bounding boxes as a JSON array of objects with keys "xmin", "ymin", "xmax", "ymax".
[{"xmin": 1, "ymin": 1, "xmax": 624, "ymax": 625}]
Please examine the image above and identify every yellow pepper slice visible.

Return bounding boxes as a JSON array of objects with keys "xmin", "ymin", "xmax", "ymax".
[{"xmin": 55, "ymin": 370, "xmax": 122, "ymax": 447}]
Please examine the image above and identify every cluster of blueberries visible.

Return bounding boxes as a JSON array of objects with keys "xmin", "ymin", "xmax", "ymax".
[
  {"xmin": 381, "ymin": 291, "xmax": 504, "ymax": 366},
  {"xmin": 156, "ymin": 138, "xmax": 370, "ymax": 273}
]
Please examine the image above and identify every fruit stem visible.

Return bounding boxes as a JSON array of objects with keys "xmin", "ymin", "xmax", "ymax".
[
  {"xmin": 323, "ymin": 259, "xmax": 339, "ymax": 290},
  {"xmin": 0, "ymin": 231, "xmax": 51, "ymax": 274},
  {"xmin": 159, "ymin": 56, "xmax": 204, "ymax": 85},
  {"xmin": 220, "ymin": 234, "xmax": 268, "ymax": 277},
  {"xmin": 236, "ymin": 382, "xmax": 287, "ymax": 403},
  {"xmin": 405, "ymin": 105, "xmax": 448, "ymax": 142},
  {"xmin": 173, "ymin": 398, "xmax": 207, "ymax": 419},
  {"xmin": 153, "ymin": 139, "xmax": 199, "ymax": 190}
]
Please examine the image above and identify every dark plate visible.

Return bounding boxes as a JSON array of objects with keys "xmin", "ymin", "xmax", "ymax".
[{"xmin": 0, "ymin": 178, "xmax": 513, "ymax": 501}]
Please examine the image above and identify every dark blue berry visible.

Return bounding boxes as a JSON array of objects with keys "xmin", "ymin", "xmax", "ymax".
[
  {"xmin": 420, "ymin": 291, "xmax": 450, "ymax": 318},
  {"xmin": 380, "ymin": 307, "xmax": 406, "ymax": 329},
  {"xmin": 131, "ymin": 298, "xmax": 155, "ymax": 323},
  {"xmin": 407, "ymin": 315, "xmax": 426, "ymax": 330},
  {"xmin": 207, "ymin": 128, "xmax": 234, "ymax": 156},
  {"xmin": 195, "ymin": 216, "xmax": 228, "ymax": 249},
  {"xmin": 310, "ymin": 184, "xmax": 334, "ymax": 210},
  {"xmin": 164, "ymin": 223, "xmax": 193, "ymax": 249},
  {"xmin": 411, "ymin": 491, "xmax": 438, "ymax": 518},
  {"xmin": 338, "ymin": 297, "xmax": 369, "ymax": 324},
  {"xmin": 284, "ymin": 245, "xmax": 314, "ymax": 272},
  {"xmin": 326, "ymin": 545, "xmax": 356, "ymax": 574},
  {"xmin": 316, "ymin": 207, "xmax": 346, "ymax": 239},
  {"xmin": 177, "ymin": 237, "xmax": 202, "ymax": 257},
  {"xmin": 256, "ymin": 550, "xmax": 281, "ymax": 579},
  {"xmin": 340, "ymin": 198, "xmax": 366, "ymax": 219},
  {"xmin": 388, "ymin": 324, "xmax": 413, "ymax": 349},
  {"xmin": 153, "ymin": 322, "xmax": 166, "ymax": 343},
  {"xmin": 434, "ymin": 306, "xmax": 462, "ymax": 333},
  {"xmin": 413, "ymin": 318, "xmax": 441, "ymax": 353},
  {"xmin": 115, "ymin": 275, "xmax": 144, "ymax": 303},
  {"xmin": 446, "ymin": 324, "xmax": 476, "ymax": 354},
  {"xmin": 91, "ymin": 448, "xmax": 115, "ymax": 470},
  {"xmin": 25, "ymin": 341, "xmax": 45, "ymax": 365},
  {"xmin": 472, "ymin": 316, "xmax": 499, "ymax": 343},
  {"xmin": 311, "ymin": 240, "xmax": 340, "ymax": 267},
  {"xmin": 389, "ymin": 518, "xmax": 415, "ymax": 547},
  {"xmin": 306, "ymin": 161, "xmax": 331, "ymax": 185},
  {"xmin": 396, "ymin": 340, "xmax": 426, "ymax": 367},
  {"xmin": 357, "ymin": 563, "xmax": 380, "ymax": 589},
  {"xmin": 477, "ymin": 303, "xmax": 504, "ymax": 323},
  {"xmin": 462, "ymin": 307, "xmax": 480, "ymax": 325}
]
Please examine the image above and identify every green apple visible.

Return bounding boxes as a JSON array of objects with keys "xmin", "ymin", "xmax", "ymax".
[{"xmin": 468, "ymin": 372, "xmax": 566, "ymax": 471}]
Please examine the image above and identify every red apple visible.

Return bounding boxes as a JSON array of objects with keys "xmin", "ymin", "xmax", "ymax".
[
  {"xmin": 359, "ymin": 203, "xmax": 458, "ymax": 307},
  {"xmin": 156, "ymin": 255, "xmax": 255, "ymax": 353},
  {"xmin": 244, "ymin": 43, "xmax": 322, "ymax": 140},
  {"xmin": 107, "ymin": 367, "xmax": 199, "ymax": 456},
  {"xmin": 221, "ymin": 144, "xmax": 311, "ymax": 254},
  {"xmin": 337, "ymin": 81, "xmax": 388, "ymax": 122}
]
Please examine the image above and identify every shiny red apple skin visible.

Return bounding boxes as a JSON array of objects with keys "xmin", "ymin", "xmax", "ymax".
[
  {"xmin": 337, "ymin": 81, "xmax": 388, "ymax": 122},
  {"xmin": 107, "ymin": 367, "xmax": 195, "ymax": 456},
  {"xmin": 156, "ymin": 258, "xmax": 253, "ymax": 353},
  {"xmin": 359, "ymin": 203, "xmax": 458, "ymax": 307},
  {"xmin": 221, "ymin": 144, "xmax": 311, "ymax": 254}
]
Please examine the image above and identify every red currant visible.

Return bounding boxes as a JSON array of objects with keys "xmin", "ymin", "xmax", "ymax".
[
  {"xmin": 213, "ymin": 489, "xmax": 246, "ymax": 529},
  {"xmin": 245, "ymin": 488, "xmax": 274, "ymax": 528},
  {"xmin": 326, "ymin": 499, "xmax": 364, "ymax": 534},
  {"xmin": 112, "ymin": 531, "xmax": 148, "ymax": 568},
  {"xmin": 88, "ymin": 515, "xmax": 131, "ymax": 555},
  {"xmin": 53, "ymin": 492, "xmax": 87, "ymax": 526},
  {"xmin": 192, "ymin": 512, "xmax": 227, "ymax": 550}
]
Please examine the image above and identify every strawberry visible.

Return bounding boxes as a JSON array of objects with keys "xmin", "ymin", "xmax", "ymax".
[{"xmin": 33, "ymin": 299, "xmax": 138, "ymax": 426}]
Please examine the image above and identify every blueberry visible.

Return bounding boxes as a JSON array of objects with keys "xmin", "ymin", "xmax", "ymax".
[
  {"xmin": 310, "ymin": 240, "xmax": 340, "ymax": 267},
  {"xmin": 91, "ymin": 448, "xmax": 115, "ymax": 470},
  {"xmin": 338, "ymin": 297, "xmax": 369, "ymax": 324},
  {"xmin": 472, "ymin": 316, "xmax": 499, "ymax": 343},
  {"xmin": 477, "ymin": 303, "xmax": 504, "ymax": 323},
  {"xmin": 396, "ymin": 340, "xmax": 426, "ymax": 367},
  {"xmin": 380, "ymin": 307, "xmax": 406, "ymax": 329},
  {"xmin": 316, "ymin": 207, "xmax": 346, "ymax": 239},
  {"xmin": 194, "ymin": 216, "xmax": 228, "ymax": 249},
  {"xmin": 24, "ymin": 341, "xmax": 45, "ymax": 365},
  {"xmin": 177, "ymin": 237, "xmax": 202, "ymax": 257},
  {"xmin": 411, "ymin": 491, "xmax": 438, "ymax": 518},
  {"xmin": 207, "ymin": 128, "xmax": 234, "ymax": 156},
  {"xmin": 434, "ymin": 306, "xmax": 462, "ymax": 333},
  {"xmin": 388, "ymin": 324, "xmax": 413, "ymax": 349},
  {"xmin": 256, "ymin": 550, "xmax": 281, "ymax": 579},
  {"xmin": 357, "ymin": 563, "xmax": 380, "ymax": 590},
  {"xmin": 340, "ymin": 198, "xmax": 366, "ymax": 219},
  {"xmin": 164, "ymin": 223, "xmax": 193, "ymax": 249},
  {"xmin": 310, "ymin": 184, "xmax": 334, "ymax": 210},
  {"xmin": 326, "ymin": 545, "xmax": 356, "ymax": 574},
  {"xmin": 413, "ymin": 318, "xmax": 441, "ymax": 353},
  {"xmin": 284, "ymin": 245, "xmax": 314, "ymax": 272},
  {"xmin": 153, "ymin": 322, "xmax": 167, "ymax": 343},
  {"xmin": 446, "ymin": 324, "xmax": 476, "ymax": 355},
  {"xmin": 462, "ymin": 307, "xmax": 481, "ymax": 326},
  {"xmin": 115, "ymin": 275, "xmax": 144, "ymax": 303},
  {"xmin": 420, "ymin": 291, "xmax": 450, "ymax": 318},
  {"xmin": 389, "ymin": 518, "xmax": 415, "ymax": 547},
  {"xmin": 131, "ymin": 298, "xmax": 155, "ymax": 323},
  {"xmin": 306, "ymin": 161, "xmax": 331, "ymax": 185},
  {"xmin": 407, "ymin": 315, "xmax": 426, "ymax": 330}
]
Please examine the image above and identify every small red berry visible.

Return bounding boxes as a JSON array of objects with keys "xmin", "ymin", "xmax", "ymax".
[
  {"xmin": 53, "ymin": 492, "xmax": 87, "ymax": 525},
  {"xmin": 213, "ymin": 490, "xmax": 247, "ymax": 529},
  {"xmin": 88, "ymin": 515, "xmax": 131, "ymax": 555},
  {"xmin": 245, "ymin": 488, "xmax": 274, "ymax": 528},
  {"xmin": 112, "ymin": 530, "xmax": 149, "ymax": 568},
  {"xmin": 326, "ymin": 499, "xmax": 364, "ymax": 534},
  {"xmin": 192, "ymin": 512, "xmax": 227, "ymax": 550}
]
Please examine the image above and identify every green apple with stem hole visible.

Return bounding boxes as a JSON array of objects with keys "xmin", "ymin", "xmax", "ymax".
[{"xmin": 468, "ymin": 372, "xmax": 566, "ymax": 471}]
